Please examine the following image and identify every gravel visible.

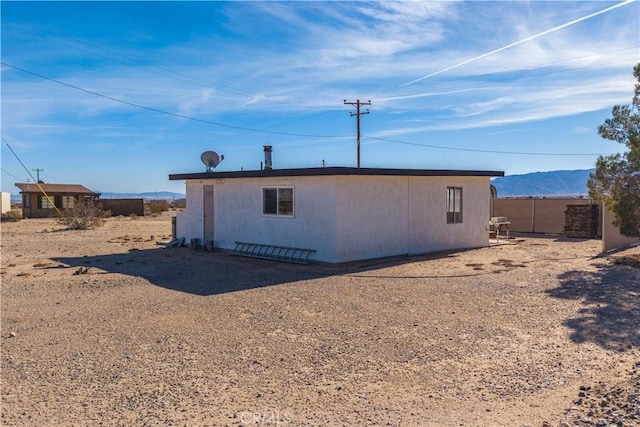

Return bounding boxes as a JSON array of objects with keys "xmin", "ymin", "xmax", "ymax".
[{"xmin": 2, "ymin": 215, "xmax": 639, "ymax": 426}]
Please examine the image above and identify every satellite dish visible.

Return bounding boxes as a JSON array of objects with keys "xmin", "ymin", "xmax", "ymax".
[{"xmin": 201, "ymin": 151, "xmax": 224, "ymax": 172}]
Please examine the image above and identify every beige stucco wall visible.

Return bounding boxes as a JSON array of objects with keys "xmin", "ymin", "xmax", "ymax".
[
  {"xmin": 602, "ymin": 206, "xmax": 640, "ymax": 252},
  {"xmin": 492, "ymin": 198, "xmax": 593, "ymax": 234},
  {"xmin": 407, "ymin": 176, "xmax": 489, "ymax": 255},
  {"xmin": 492, "ymin": 198, "xmax": 534, "ymax": 232},
  {"xmin": 176, "ymin": 181, "xmax": 205, "ymax": 241},
  {"xmin": 176, "ymin": 176, "xmax": 339, "ymax": 262},
  {"xmin": 214, "ymin": 176, "xmax": 338, "ymax": 261},
  {"xmin": 334, "ymin": 176, "xmax": 409, "ymax": 262},
  {"xmin": 175, "ymin": 174, "xmax": 492, "ymax": 263},
  {"xmin": 1, "ymin": 192, "xmax": 11, "ymax": 214}
]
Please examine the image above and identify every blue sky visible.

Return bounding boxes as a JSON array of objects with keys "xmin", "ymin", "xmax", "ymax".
[{"xmin": 2, "ymin": 1, "xmax": 639, "ymax": 195}]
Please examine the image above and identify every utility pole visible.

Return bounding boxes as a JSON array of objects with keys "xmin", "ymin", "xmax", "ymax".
[
  {"xmin": 32, "ymin": 168, "xmax": 44, "ymax": 182},
  {"xmin": 344, "ymin": 99, "xmax": 371, "ymax": 168}
]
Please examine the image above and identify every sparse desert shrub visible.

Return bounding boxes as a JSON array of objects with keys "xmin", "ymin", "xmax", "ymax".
[
  {"xmin": 146, "ymin": 200, "xmax": 169, "ymax": 215},
  {"xmin": 57, "ymin": 202, "xmax": 106, "ymax": 230},
  {"xmin": 1, "ymin": 211, "xmax": 22, "ymax": 222}
]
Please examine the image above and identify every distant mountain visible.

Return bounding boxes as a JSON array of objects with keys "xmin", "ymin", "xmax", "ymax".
[
  {"xmin": 8, "ymin": 171, "xmax": 593, "ymax": 201},
  {"xmin": 98, "ymin": 191, "xmax": 185, "ymax": 200},
  {"xmin": 491, "ymin": 169, "xmax": 595, "ymax": 197},
  {"xmin": 8, "ymin": 191, "xmax": 185, "ymax": 204}
]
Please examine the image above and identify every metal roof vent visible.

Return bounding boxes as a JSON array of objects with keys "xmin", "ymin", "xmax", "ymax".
[{"xmin": 263, "ymin": 145, "xmax": 273, "ymax": 170}]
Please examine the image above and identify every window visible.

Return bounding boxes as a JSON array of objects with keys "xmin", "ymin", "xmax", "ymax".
[
  {"xmin": 38, "ymin": 195, "xmax": 76, "ymax": 209},
  {"xmin": 62, "ymin": 196, "xmax": 75, "ymax": 209},
  {"xmin": 263, "ymin": 187, "xmax": 294, "ymax": 216},
  {"xmin": 446, "ymin": 187, "xmax": 462, "ymax": 223},
  {"xmin": 37, "ymin": 195, "xmax": 54, "ymax": 209}
]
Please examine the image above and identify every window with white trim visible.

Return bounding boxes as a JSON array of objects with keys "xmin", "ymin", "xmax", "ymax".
[
  {"xmin": 446, "ymin": 187, "xmax": 462, "ymax": 223},
  {"xmin": 263, "ymin": 187, "xmax": 294, "ymax": 216}
]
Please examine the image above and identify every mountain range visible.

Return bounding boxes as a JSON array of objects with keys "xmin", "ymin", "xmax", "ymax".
[
  {"xmin": 9, "ymin": 191, "xmax": 185, "ymax": 204},
  {"xmin": 8, "ymin": 169, "xmax": 595, "ymax": 202},
  {"xmin": 491, "ymin": 169, "xmax": 594, "ymax": 197},
  {"xmin": 98, "ymin": 191, "xmax": 185, "ymax": 200},
  {"xmin": 101, "ymin": 170, "xmax": 595, "ymax": 199}
]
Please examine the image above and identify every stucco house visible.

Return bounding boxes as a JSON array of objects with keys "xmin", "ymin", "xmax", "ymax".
[
  {"xmin": 169, "ymin": 166, "xmax": 504, "ymax": 264},
  {"xmin": 15, "ymin": 183, "xmax": 100, "ymax": 218}
]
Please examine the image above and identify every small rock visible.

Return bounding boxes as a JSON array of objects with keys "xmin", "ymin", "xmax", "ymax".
[{"xmin": 8, "ymin": 331, "xmax": 16, "ymax": 338}]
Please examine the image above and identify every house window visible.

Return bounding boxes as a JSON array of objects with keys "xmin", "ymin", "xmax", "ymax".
[
  {"xmin": 446, "ymin": 187, "xmax": 463, "ymax": 223},
  {"xmin": 62, "ymin": 196, "xmax": 75, "ymax": 209},
  {"xmin": 263, "ymin": 187, "xmax": 294, "ymax": 216},
  {"xmin": 37, "ymin": 195, "xmax": 55, "ymax": 209}
]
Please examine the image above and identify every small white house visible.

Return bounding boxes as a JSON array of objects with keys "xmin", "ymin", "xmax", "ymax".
[{"xmin": 169, "ymin": 167, "xmax": 504, "ymax": 264}]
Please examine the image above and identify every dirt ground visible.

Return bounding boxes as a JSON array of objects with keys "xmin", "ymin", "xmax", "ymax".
[{"xmin": 1, "ymin": 213, "xmax": 639, "ymax": 426}]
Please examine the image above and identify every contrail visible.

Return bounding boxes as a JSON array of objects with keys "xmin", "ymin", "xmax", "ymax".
[
  {"xmin": 400, "ymin": 0, "xmax": 637, "ymax": 87},
  {"xmin": 375, "ymin": 88, "xmax": 477, "ymax": 102}
]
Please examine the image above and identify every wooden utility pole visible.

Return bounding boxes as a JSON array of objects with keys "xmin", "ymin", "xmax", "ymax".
[
  {"xmin": 32, "ymin": 168, "xmax": 44, "ymax": 182},
  {"xmin": 344, "ymin": 99, "xmax": 371, "ymax": 168}
]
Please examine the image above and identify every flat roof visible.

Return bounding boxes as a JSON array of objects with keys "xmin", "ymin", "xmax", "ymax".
[{"xmin": 169, "ymin": 166, "xmax": 504, "ymax": 181}]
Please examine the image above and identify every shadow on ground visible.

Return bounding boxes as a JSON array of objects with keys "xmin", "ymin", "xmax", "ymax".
[
  {"xmin": 51, "ymin": 246, "xmax": 464, "ymax": 296},
  {"xmin": 52, "ymin": 247, "xmax": 337, "ymax": 296},
  {"xmin": 546, "ymin": 263, "xmax": 640, "ymax": 351}
]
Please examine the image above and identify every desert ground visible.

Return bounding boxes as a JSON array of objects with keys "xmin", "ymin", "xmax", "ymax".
[{"xmin": 1, "ymin": 213, "xmax": 639, "ymax": 426}]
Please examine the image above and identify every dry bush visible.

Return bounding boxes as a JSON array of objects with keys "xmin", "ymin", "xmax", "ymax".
[
  {"xmin": 146, "ymin": 200, "xmax": 169, "ymax": 215},
  {"xmin": 57, "ymin": 202, "xmax": 106, "ymax": 230},
  {"xmin": 1, "ymin": 211, "xmax": 22, "ymax": 222}
]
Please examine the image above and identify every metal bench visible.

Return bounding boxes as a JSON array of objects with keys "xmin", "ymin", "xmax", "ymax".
[{"xmin": 230, "ymin": 241, "xmax": 316, "ymax": 264}]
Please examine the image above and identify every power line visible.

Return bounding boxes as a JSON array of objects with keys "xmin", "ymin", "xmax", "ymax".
[
  {"xmin": 2, "ymin": 61, "xmax": 348, "ymax": 140},
  {"xmin": 364, "ymin": 135, "xmax": 607, "ymax": 156},
  {"xmin": 3, "ymin": 21, "xmax": 321, "ymax": 109},
  {"xmin": 3, "ymin": 137, "xmax": 39, "ymax": 182},
  {"xmin": 1, "ymin": 167, "xmax": 27, "ymax": 182},
  {"xmin": 3, "ymin": 137, "xmax": 63, "ymax": 216}
]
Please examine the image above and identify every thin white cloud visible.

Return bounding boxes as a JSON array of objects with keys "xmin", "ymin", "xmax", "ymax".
[
  {"xmin": 2, "ymin": 1, "xmax": 638, "ymax": 162},
  {"xmin": 400, "ymin": 0, "xmax": 638, "ymax": 87}
]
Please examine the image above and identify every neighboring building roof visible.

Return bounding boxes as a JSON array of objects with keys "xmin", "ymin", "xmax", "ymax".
[
  {"xmin": 15, "ymin": 183, "xmax": 100, "ymax": 196},
  {"xmin": 169, "ymin": 166, "xmax": 505, "ymax": 181}
]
